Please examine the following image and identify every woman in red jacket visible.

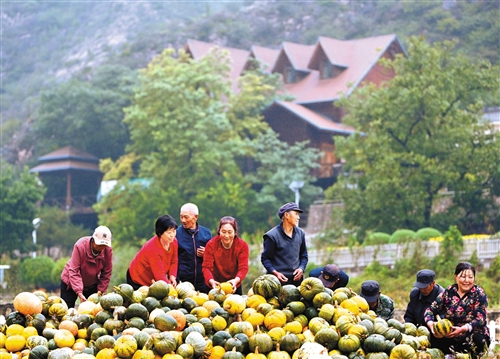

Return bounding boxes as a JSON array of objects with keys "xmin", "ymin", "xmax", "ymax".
[
  {"xmin": 202, "ymin": 216, "xmax": 249, "ymax": 294},
  {"xmin": 127, "ymin": 215, "xmax": 178, "ymax": 289}
]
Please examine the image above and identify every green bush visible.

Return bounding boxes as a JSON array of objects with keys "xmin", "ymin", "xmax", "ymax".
[
  {"xmin": 51, "ymin": 257, "xmax": 69, "ymax": 285},
  {"xmin": 364, "ymin": 232, "xmax": 391, "ymax": 246},
  {"xmin": 19, "ymin": 256, "xmax": 57, "ymax": 289},
  {"xmin": 389, "ymin": 229, "xmax": 417, "ymax": 244},
  {"xmin": 415, "ymin": 227, "xmax": 442, "ymax": 241}
]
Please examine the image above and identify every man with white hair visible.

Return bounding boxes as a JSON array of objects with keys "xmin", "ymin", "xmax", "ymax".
[{"xmin": 176, "ymin": 203, "xmax": 212, "ymax": 292}]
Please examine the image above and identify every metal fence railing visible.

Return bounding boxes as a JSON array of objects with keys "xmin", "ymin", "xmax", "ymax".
[{"xmin": 307, "ymin": 238, "xmax": 500, "ymax": 270}]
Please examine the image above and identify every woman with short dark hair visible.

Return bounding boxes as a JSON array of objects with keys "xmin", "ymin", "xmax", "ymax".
[
  {"xmin": 424, "ymin": 262, "xmax": 490, "ymax": 358},
  {"xmin": 127, "ymin": 215, "xmax": 179, "ymax": 289},
  {"xmin": 202, "ymin": 216, "xmax": 249, "ymax": 295}
]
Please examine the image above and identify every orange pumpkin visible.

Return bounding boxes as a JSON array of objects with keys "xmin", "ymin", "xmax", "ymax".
[
  {"xmin": 13, "ymin": 292, "xmax": 42, "ymax": 316},
  {"xmin": 59, "ymin": 320, "xmax": 79, "ymax": 337}
]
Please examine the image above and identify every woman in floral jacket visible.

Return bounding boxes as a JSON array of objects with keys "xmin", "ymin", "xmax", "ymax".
[{"xmin": 424, "ymin": 262, "xmax": 490, "ymax": 358}]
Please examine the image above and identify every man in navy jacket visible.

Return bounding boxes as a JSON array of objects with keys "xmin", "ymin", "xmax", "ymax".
[
  {"xmin": 176, "ymin": 203, "xmax": 212, "ymax": 293},
  {"xmin": 261, "ymin": 202, "xmax": 308, "ymax": 286}
]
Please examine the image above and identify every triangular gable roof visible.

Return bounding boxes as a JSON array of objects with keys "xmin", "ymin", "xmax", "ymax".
[
  {"xmin": 185, "ymin": 39, "xmax": 250, "ymax": 90},
  {"xmin": 246, "ymin": 45, "xmax": 280, "ymax": 72},
  {"xmin": 284, "ymin": 34, "xmax": 403, "ymax": 103},
  {"xmin": 309, "ymin": 36, "xmax": 350, "ymax": 69},
  {"xmin": 30, "ymin": 145, "xmax": 101, "ymax": 173},
  {"xmin": 267, "ymin": 100, "xmax": 355, "ymax": 135},
  {"xmin": 272, "ymin": 42, "xmax": 315, "ymax": 74}
]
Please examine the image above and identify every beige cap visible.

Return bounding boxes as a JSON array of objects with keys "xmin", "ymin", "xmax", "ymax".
[{"xmin": 93, "ymin": 226, "xmax": 112, "ymax": 247}]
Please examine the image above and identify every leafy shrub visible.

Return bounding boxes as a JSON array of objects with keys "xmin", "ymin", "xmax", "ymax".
[
  {"xmin": 364, "ymin": 232, "xmax": 391, "ymax": 246},
  {"xmin": 389, "ymin": 229, "xmax": 417, "ymax": 244},
  {"xmin": 19, "ymin": 256, "xmax": 57, "ymax": 289},
  {"xmin": 415, "ymin": 227, "xmax": 442, "ymax": 241},
  {"xmin": 51, "ymin": 257, "xmax": 69, "ymax": 285}
]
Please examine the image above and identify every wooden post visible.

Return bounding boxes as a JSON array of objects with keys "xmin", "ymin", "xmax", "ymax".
[{"xmin": 66, "ymin": 171, "xmax": 72, "ymax": 209}]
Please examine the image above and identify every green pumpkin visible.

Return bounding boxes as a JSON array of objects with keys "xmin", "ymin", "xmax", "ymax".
[
  {"xmin": 212, "ymin": 330, "xmax": 232, "ymax": 347},
  {"xmin": 363, "ymin": 334, "xmax": 387, "ymax": 353},
  {"xmin": 114, "ymin": 334, "xmax": 138, "ymax": 358},
  {"xmin": 95, "ymin": 334, "xmax": 116, "ymax": 350},
  {"xmin": 285, "ymin": 301, "xmax": 306, "ymax": 316},
  {"xmin": 26, "ymin": 335, "xmax": 49, "ymax": 349},
  {"xmin": 312, "ymin": 291, "xmax": 332, "ymax": 308},
  {"xmin": 181, "ymin": 297, "xmax": 198, "ymax": 312},
  {"xmin": 248, "ymin": 329, "xmax": 273, "ymax": 354},
  {"xmin": 308, "ymin": 317, "xmax": 329, "ymax": 335},
  {"xmin": 181, "ymin": 324, "xmax": 205, "ymax": 341},
  {"xmin": 126, "ymin": 316, "xmax": 146, "ymax": 330},
  {"xmin": 28, "ymin": 344, "xmax": 50, "ymax": 359},
  {"xmin": 152, "ymin": 331, "xmax": 177, "ymax": 356},
  {"xmin": 304, "ymin": 306, "xmax": 319, "ymax": 320},
  {"xmin": 133, "ymin": 331, "xmax": 152, "ymax": 350},
  {"xmin": 222, "ymin": 346, "xmax": 245, "ymax": 359},
  {"xmin": 148, "ymin": 280, "xmax": 170, "ymax": 300},
  {"xmin": 114, "ymin": 283, "xmax": 135, "ymax": 303},
  {"xmin": 298, "ymin": 277, "xmax": 324, "ymax": 301},
  {"xmin": 90, "ymin": 327, "xmax": 109, "ymax": 341},
  {"xmin": 104, "ymin": 317, "xmax": 126, "ymax": 334},
  {"xmin": 26, "ymin": 313, "xmax": 47, "ymax": 335},
  {"xmin": 211, "ymin": 307, "xmax": 230, "ymax": 322},
  {"xmin": 153, "ymin": 313, "xmax": 177, "ymax": 332},
  {"xmin": 384, "ymin": 328, "xmax": 403, "ymax": 343},
  {"xmin": 47, "ymin": 348, "xmax": 72, "ymax": 359},
  {"xmin": 278, "ymin": 285, "xmax": 301, "ymax": 307},
  {"xmin": 404, "ymin": 323, "xmax": 417, "ymax": 336},
  {"xmin": 94, "ymin": 310, "xmax": 113, "ymax": 325},
  {"xmin": 6, "ymin": 311, "xmax": 26, "ymax": 326},
  {"xmin": 100, "ymin": 293, "xmax": 124, "ymax": 311},
  {"xmin": 162, "ymin": 296, "xmax": 182, "ymax": 309},
  {"xmin": 141, "ymin": 296, "xmax": 161, "ymax": 313},
  {"xmin": 176, "ymin": 343, "xmax": 195, "ymax": 359},
  {"xmin": 278, "ymin": 333, "xmax": 300, "ymax": 353},
  {"xmin": 252, "ymin": 274, "xmax": 282, "ymax": 299},
  {"xmin": 338, "ymin": 334, "xmax": 361, "ymax": 354},
  {"xmin": 125, "ymin": 303, "xmax": 149, "ymax": 321},
  {"xmin": 314, "ymin": 327, "xmax": 340, "ymax": 350},
  {"xmin": 387, "ymin": 319, "xmax": 406, "ymax": 333},
  {"xmin": 224, "ymin": 337, "xmax": 245, "ymax": 353}
]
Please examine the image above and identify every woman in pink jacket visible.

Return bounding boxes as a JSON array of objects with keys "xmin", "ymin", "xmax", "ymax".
[{"xmin": 60, "ymin": 226, "xmax": 113, "ymax": 308}]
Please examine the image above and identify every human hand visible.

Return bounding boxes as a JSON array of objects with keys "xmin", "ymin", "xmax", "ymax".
[
  {"xmin": 97, "ymin": 291, "xmax": 102, "ymax": 296},
  {"xmin": 273, "ymin": 271, "xmax": 288, "ymax": 283},
  {"xmin": 169, "ymin": 276, "xmax": 177, "ymax": 287},
  {"xmin": 228, "ymin": 278, "xmax": 240, "ymax": 293},
  {"xmin": 446, "ymin": 326, "xmax": 466, "ymax": 338},
  {"xmin": 427, "ymin": 321, "xmax": 435, "ymax": 335},
  {"xmin": 209, "ymin": 279, "xmax": 220, "ymax": 289},
  {"xmin": 196, "ymin": 246, "xmax": 205, "ymax": 257},
  {"xmin": 78, "ymin": 293, "xmax": 87, "ymax": 303},
  {"xmin": 293, "ymin": 268, "xmax": 303, "ymax": 281}
]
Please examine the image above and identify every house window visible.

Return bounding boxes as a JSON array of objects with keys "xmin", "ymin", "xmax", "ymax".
[
  {"xmin": 321, "ymin": 60, "xmax": 333, "ymax": 79},
  {"xmin": 285, "ymin": 66, "xmax": 296, "ymax": 83}
]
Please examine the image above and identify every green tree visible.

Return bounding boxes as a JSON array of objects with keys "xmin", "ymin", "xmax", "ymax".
[
  {"xmin": 325, "ymin": 37, "xmax": 500, "ymax": 239},
  {"xmin": 32, "ymin": 65, "xmax": 136, "ymax": 160},
  {"xmin": 97, "ymin": 48, "xmax": 320, "ymax": 240},
  {"xmin": 35, "ymin": 206, "xmax": 89, "ymax": 257},
  {"xmin": 0, "ymin": 161, "xmax": 46, "ymax": 255}
]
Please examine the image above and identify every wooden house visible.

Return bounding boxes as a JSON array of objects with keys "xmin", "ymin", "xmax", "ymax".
[{"xmin": 185, "ymin": 35, "xmax": 406, "ymax": 188}]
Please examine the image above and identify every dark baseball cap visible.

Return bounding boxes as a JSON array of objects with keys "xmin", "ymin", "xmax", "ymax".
[
  {"xmin": 360, "ymin": 280, "xmax": 380, "ymax": 302},
  {"xmin": 277, "ymin": 202, "xmax": 303, "ymax": 219},
  {"xmin": 413, "ymin": 269, "xmax": 436, "ymax": 289},
  {"xmin": 318, "ymin": 264, "xmax": 340, "ymax": 286}
]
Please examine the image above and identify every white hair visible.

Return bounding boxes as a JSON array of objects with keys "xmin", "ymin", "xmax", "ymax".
[{"xmin": 180, "ymin": 203, "xmax": 199, "ymax": 215}]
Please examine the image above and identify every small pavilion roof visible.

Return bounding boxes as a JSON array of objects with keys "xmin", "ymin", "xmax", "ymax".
[{"xmin": 30, "ymin": 146, "xmax": 101, "ymax": 173}]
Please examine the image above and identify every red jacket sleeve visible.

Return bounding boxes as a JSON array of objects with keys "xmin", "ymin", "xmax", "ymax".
[{"xmin": 202, "ymin": 238, "xmax": 216, "ymax": 286}]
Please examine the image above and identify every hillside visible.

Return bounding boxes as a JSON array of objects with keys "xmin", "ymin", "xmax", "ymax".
[{"xmin": 1, "ymin": 1, "xmax": 498, "ymax": 163}]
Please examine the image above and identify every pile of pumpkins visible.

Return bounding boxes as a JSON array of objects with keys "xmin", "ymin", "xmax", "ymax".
[{"xmin": 0, "ymin": 274, "xmax": 451, "ymax": 359}]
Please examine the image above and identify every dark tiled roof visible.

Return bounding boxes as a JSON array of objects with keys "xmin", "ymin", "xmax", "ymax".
[
  {"xmin": 37, "ymin": 145, "xmax": 99, "ymax": 163},
  {"xmin": 30, "ymin": 160, "xmax": 101, "ymax": 173}
]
